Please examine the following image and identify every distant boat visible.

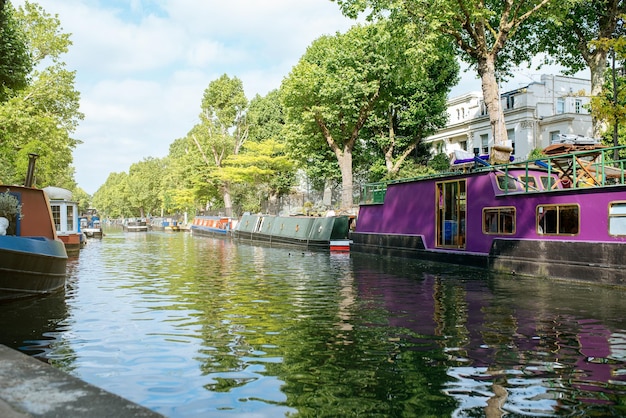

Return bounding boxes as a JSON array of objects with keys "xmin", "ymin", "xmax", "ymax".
[
  {"xmin": 123, "ymin": 218, "xmax": 148, "ymax": 232},
  {"xmin": 45, "ymin": 187, "xmax": 84, "ymax": 257},
  {"xmin": 80, "ymin": 209, "xmax": 103, "ymax": 238},
  {"xmin": 232, "ymin": 213, "xmax": 353, "ymax": 251},
  {"xmin": 190, "ymin": 215, "xmax": 236, "ymax": 238},
  {"xmin": 0, "ymin": 154, "xmax": 67, "ymax": 300},
  {"xmin": 150, "ymin": 217, "xmax": 181, "ymax": 232}
]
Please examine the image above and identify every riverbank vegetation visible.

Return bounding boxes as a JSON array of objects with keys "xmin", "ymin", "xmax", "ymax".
[{"xmin": 0, "ymin": 1, "xmax": 624, "ymax": 219}]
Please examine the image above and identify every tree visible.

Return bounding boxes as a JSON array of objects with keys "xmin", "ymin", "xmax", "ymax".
[
  {"xmin": 589, "ymin": 35, "xmax": 626, "ymax": 154},
  {"xmin": 191, "ymin": 74, "xmax": 248, "ymax": 217},
  {"xmin": 0, "ymin": 1, "xmax": 82, "ymax": 187},
  {"xmin": 281, "ymin": 21, "xmax": 457, "ymax": 209},
  {"xmin": 0, "ymin": 1, "xmax": 32, "ymax": 101},
  {"xmin": 126, "ymin": 157, "xmax": 164, "ymax": 218},
  {"xmin": 335, "ymin": 0, "xmax": 575, "ymax": 146},
  {"xmin": 533, "ymin": 2, "xmax": 625, "ymax": 137}
]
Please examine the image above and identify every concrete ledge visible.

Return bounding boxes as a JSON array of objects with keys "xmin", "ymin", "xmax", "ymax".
[{"xmin": 0, "ymin": 345, "xmax": 163, "ymax": 417}]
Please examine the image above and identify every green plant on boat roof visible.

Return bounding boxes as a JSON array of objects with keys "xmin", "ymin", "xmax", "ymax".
[{"xmin": 0, "ymin": 189, "xmax": 23, "ymax": 220}]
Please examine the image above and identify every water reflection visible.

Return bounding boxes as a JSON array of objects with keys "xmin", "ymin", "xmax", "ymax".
[{"xmin": 0, "ymin": 231, "xmax": 624, "ymax": 417}]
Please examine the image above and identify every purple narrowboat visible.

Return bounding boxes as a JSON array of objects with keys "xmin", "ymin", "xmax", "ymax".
[{"xmin": 352, "ymin": 144, "xmax": 626, "ymax": 286}]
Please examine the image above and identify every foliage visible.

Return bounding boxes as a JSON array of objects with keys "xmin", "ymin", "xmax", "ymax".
[
  {"xmin": 334, "ymin": 0, "xmax": 576, "ymax": 145},
  {"xmin": 281, "ymin": 20, "xmax": 456, "ymax": 208},
  {"xmin": 0, "ymin": 1, "xmax": 32, "ymax": 101},
  {"xmin": 0, "ymin": 1, "xmax": 82, "ymax": 188},
  {"xmin": 0, "ymin": 189, "xmax": 23, "ymax": 219}
]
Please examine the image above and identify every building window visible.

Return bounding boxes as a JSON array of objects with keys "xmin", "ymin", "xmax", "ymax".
[
  {"xmin": 460, "ymin": 140, "xmax": 467, "ymax": 151},
  {"xmin": 575, "ymin": 98, "xmax": 582, "ymax": 113},
  {"xmin": 556, "ymin": 97, "xmax": 565, "ymax": 114},
  {"xmin": 550, "ymin": 131, "xmax": 561, "ymax": 143},
  {"xmin": 507, "ymin": 128, "xmax": 515, "ymax": 154},
  {"xmin": 483, "ymin": 207, "xmax": 516, "ymax": 234},
  {"xmin": 481, "ymin": 134, "xmax": 489, "ymax": 154},
  {"xmin": 480, "ymin": 100, "xmax": 487, "ymax": 116},
  {"xmin": 537, "ymin": 204, "xmax": 579, "ymax": 235},
  {"xmin": 609, "ymin": 202, "xmax": 626, "ymax": 236}
]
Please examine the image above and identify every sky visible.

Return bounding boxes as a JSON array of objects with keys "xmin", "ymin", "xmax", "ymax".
[{"xmin": 13, "ymin": 0, "xmax": 584, "ymax": 195}]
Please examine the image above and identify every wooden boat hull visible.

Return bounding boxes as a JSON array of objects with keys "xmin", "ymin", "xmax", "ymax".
[{"xmin": 0, "ymin": 236, "xmax": 67, "ymax": 300}]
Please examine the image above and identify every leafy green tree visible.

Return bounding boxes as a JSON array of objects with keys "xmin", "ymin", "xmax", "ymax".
[
  {"xmin": 126, "ymin": 157, "xmax": 164, "ymax": 218},
  {"xmin": 334, "ymin": 0, "xmax": 575, "ymax": 146},
  {"xmin": 590, "ymin": 36, "xmax": 626, "ymax": 154},
  {"xmin": 534, "ymin": 2, "xmax": 625, "ymax": 137},
  {"xmin": 190, "ymin": 74, "xmax": 248, "ymax": 216},
  {"xmin": 281, "ymin": 21, "xmax": 456, "ymax": 208},
  {"xmin": 0, "ymin": 1, "xmax": 82, "ymax": 187},
  {"xmin": 92, "ymin": 172, "xmax": 131, "ymax": 219},
  {"xmin": 0, "ymin": 1, "xmax": 32, "ymax": 101}
]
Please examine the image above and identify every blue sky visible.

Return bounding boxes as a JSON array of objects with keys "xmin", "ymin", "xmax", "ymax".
[{"xmin": 14, "ymin": 0, "xmax": 581, "ymax": 194}]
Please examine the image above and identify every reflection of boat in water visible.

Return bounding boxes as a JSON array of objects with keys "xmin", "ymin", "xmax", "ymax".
[
  {"xmin": 0, "ymin": 155, "xmax": 67, "ymax": 300},
  {"xmin": 233, "ymin": 213, "xmax": 352, "ymax": 251},
  {"xmin": 352, "ymin": 144, "xmax": 626, "ymax": 285},
  {"xmin": 123, "ymin": 218, "xmax": 148, "ymax": 232},
  {"xmin": 191, "ymin": 215, "xmax": 236, "ymax": 238}
]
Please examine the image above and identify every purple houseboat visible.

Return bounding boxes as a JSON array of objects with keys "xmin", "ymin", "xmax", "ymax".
[{"xmin": 352, "ymin": 144, "xmax": 626, "ymax": 286}]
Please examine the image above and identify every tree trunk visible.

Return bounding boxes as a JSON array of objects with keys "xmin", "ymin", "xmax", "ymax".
[
  {"xmin": 337, "ymin": 150, "xmax": 353, "ymax": 210},
  {"xmin": 477, "ymin": 57, "xmax": 507, "ymax": 145},
  {"xmin": 222, "ymin": 183, "xmax": 232, "ymax": 217},
  {"xmin": 588, "ymin": 50, "xmax": 608, "ymax": 138}
]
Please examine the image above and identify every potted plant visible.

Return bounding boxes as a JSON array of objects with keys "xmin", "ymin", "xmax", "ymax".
[{"xmin": 0, "ymin": 189, "xmax": 23, "ymax": 235}]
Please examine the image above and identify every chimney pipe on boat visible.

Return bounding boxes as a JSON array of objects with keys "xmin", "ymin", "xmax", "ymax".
[{"xmin": 25, "ymin": 153, "xmax": 39, "ymax": 187}]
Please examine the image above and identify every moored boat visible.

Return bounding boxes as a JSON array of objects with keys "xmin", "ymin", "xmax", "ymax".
[
  {"xmin": 190, "ymin": 215, "xmax": 236, "ymax": 238},
  {"xmin": 232, "ymin": 213, "xmax": 352, "ymax": 251},
  {"xmin": 123, "ymin": 218, "xmax": 148, "ymax": 232},
  {"xmin": 0, "ymin": 154, "xmax": 67, "ymax": 300},
  {"xmin": 80, "ymin": 209, "xmax": 103, "ymax": 238},
  {"xmin": 45, "ymin": 187, "xmax": 84, "ymax": 256},
  {"xmin": 352, "ymin": 143, "xmax": 626, "ymax": 286}
]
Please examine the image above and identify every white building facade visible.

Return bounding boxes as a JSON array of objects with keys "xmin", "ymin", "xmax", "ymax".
[{"xmin": 425, "ymin": 74, "xmax": 593, "ymax": 161}]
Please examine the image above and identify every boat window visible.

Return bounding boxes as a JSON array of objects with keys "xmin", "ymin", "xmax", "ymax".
[
  {"xmin": 496, "ymin": 175, "xmax": 517, "ymax": 191},
  {"xmin": 66, "ymin": 206, "xmax": 74, "ymax": 231},
  {"xmin": 518, "ymin": 176, "xmax": 537, "ymax": 191},
  {"xmin": 483, "ymin": 207, "xmax": 516, "ymax": 234},
  {"xmin": 539, "ymin": 176, "xmax": 555, "ymax": 190},
  {"xmin": 537, "ymin": 204, "xmax": 579, "ymax": 235},
  {"xmin": 51, "ymin": 204, "xmax": 61, "ymax": 232},
  {"xmin": 608, "ymin": 202, "xmax": 626, "ymax": 236}
]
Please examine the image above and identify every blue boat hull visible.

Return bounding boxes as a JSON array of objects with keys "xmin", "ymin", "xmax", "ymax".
[{"xmin": 0, "ymin": 236, "xmax": 67, "ymax": 300}]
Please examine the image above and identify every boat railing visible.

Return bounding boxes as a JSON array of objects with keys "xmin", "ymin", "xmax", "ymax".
[{"xmin": 359, "ymin": 144, "xmax": 626, "ymax": 204}]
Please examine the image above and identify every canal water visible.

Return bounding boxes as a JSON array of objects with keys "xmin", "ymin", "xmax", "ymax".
[{"xmin": 1, "ymin": 229, "xmax": 625, "ymax": 417}]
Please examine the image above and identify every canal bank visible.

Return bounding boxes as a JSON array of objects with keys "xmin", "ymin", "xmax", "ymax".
[{"xmin": 0, "ymin": 345, "xmax": 163, "ymax": 417}]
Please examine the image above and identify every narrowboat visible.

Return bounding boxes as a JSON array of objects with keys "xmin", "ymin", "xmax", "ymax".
[
  {"xmin": 190, "ymin": 215, "xmax": 236, "ymax": 238},
  {"xmin": 80, "ymin": 210, "xmax": 103, "ymax": 238},
  {"xmin": 123, "ymin": 218, "xmax": 148, "ymax": 232},
  {"xmin": 150, "ymin": 217, "xmax": 180, "ymax": 232},
  {"xmin": 352, "ymin": 144, "xmax": 626, "ymax": 286},
  {"xmin": 233, "ymin": 213, "xmax": 353, "ymax": 251},
  {"xmin": 0, "ymin": 155, "xmax": 67, "ymax": 300}
]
